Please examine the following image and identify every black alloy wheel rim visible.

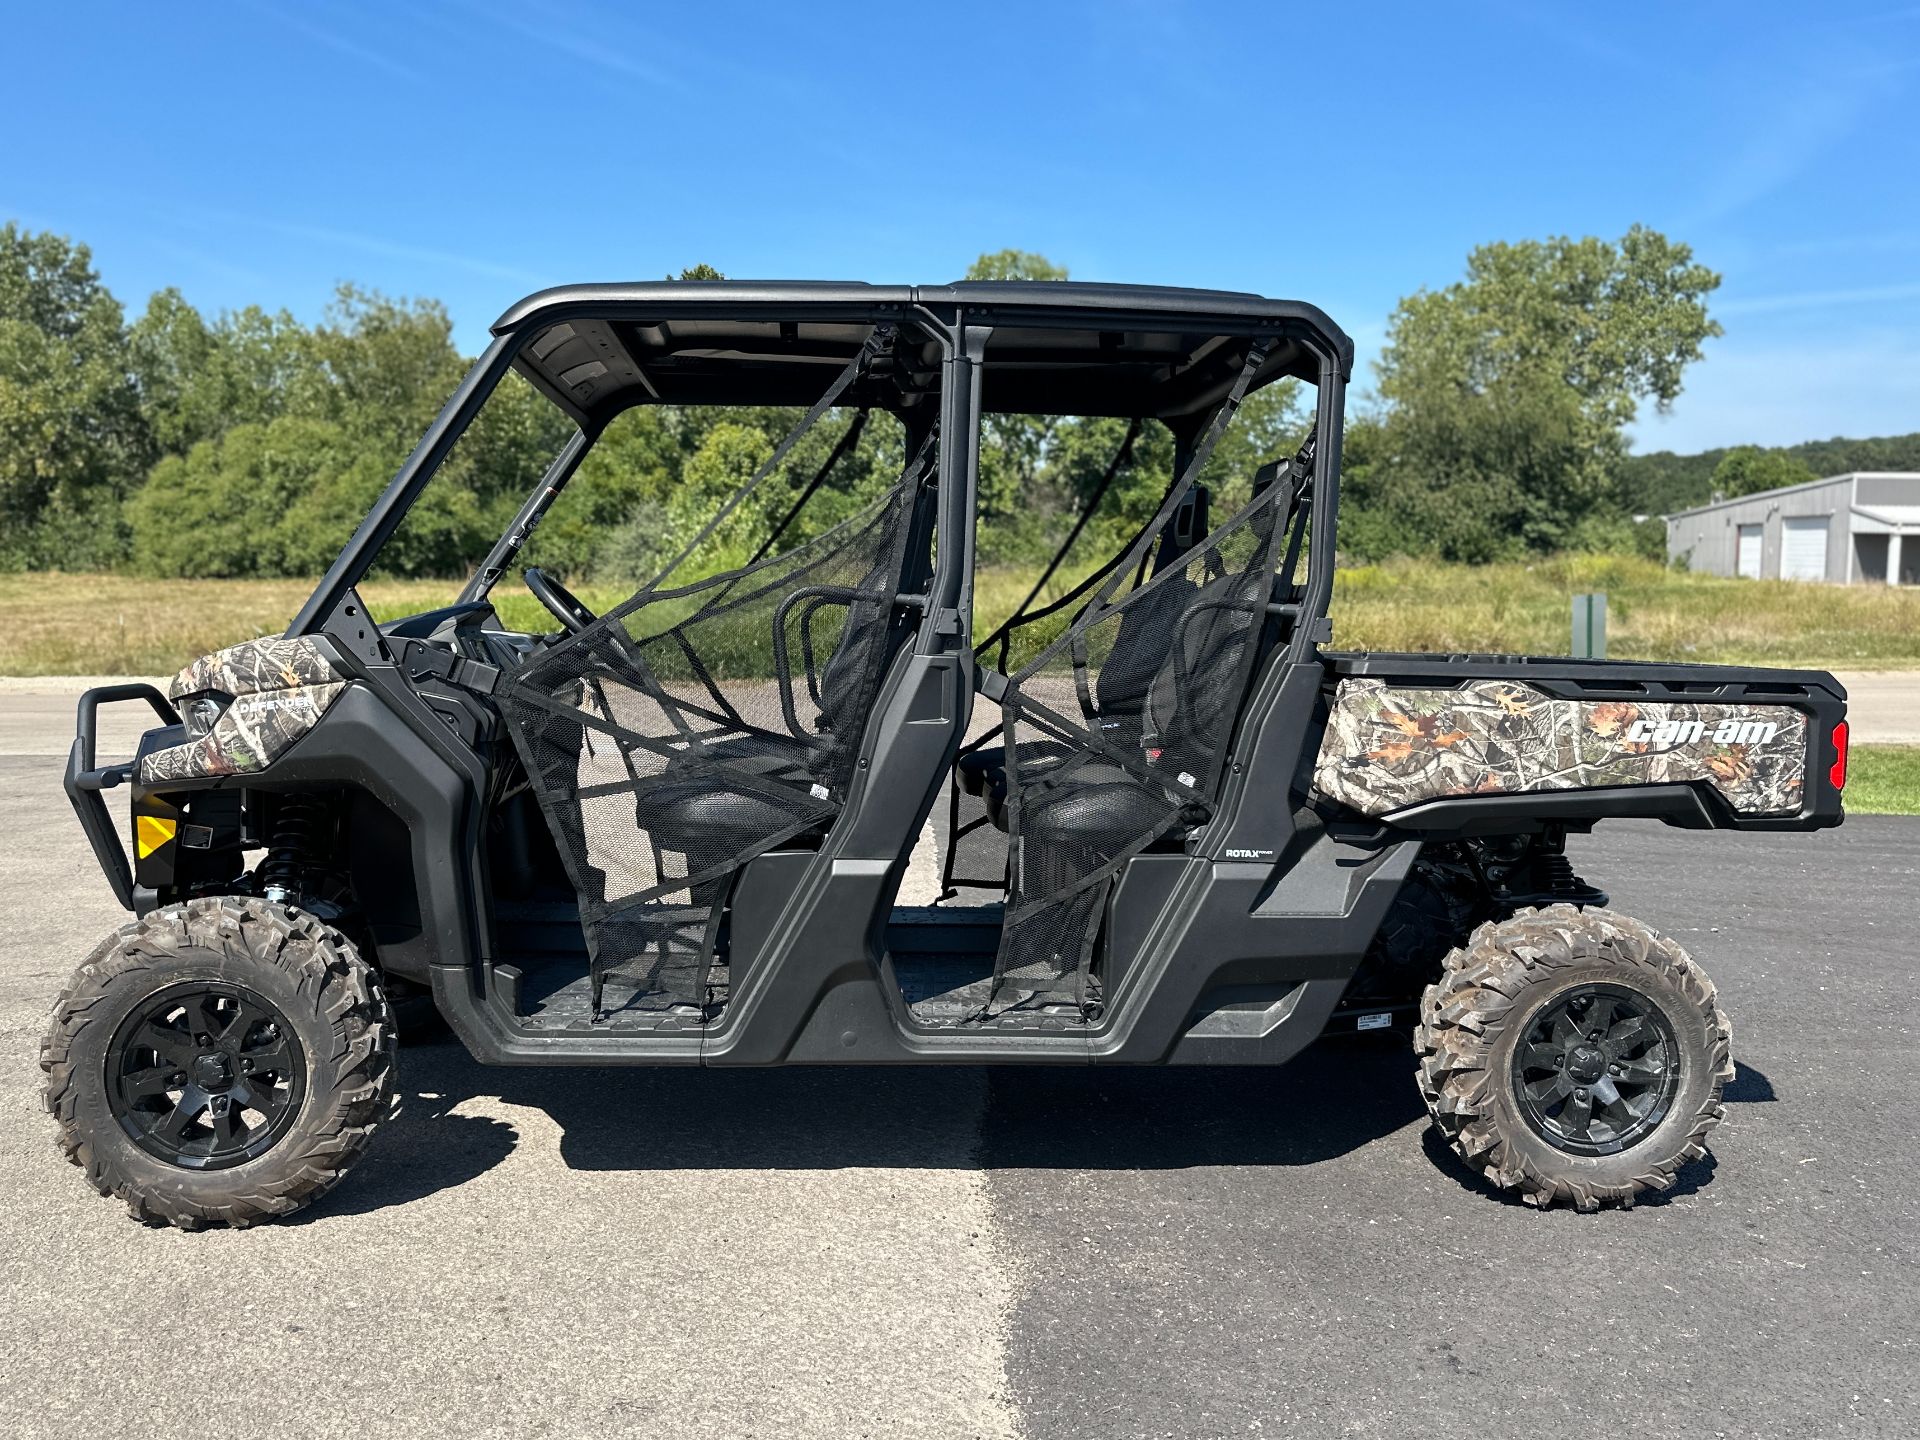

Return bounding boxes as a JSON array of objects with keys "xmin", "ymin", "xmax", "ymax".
[
  {"xmin": 105, "ymin": 981, "xmax": 307, "ymax": 1170},
  {"xmin": 1511, "ymin": 982, "xmax": 1681, "ymax": 1156}
]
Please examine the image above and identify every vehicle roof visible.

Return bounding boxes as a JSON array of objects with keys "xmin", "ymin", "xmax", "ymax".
[{"xmin": 492, "ymin": 280, "xmax": 1351, "ymax": 427}]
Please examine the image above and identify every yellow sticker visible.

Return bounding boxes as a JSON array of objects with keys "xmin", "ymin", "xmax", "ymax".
[{"xmin": 135, "ymin": 815, "xmax": 177, "ymax": 859}]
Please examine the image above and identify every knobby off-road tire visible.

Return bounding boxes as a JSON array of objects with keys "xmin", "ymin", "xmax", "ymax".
[
  {"xmin": 1415, "ymin": 904, "xmax": 1734, "ymax": 1212},
  {"xmin": 41, "ymin": 896, "xmax": 396, "ymax": 1229}
]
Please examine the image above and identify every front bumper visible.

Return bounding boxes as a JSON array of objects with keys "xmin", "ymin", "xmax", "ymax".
[{"xmin": 65, "ymin": 683, "xmax": 180, "ymax": 912}]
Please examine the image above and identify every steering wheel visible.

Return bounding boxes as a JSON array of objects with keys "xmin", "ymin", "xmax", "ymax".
[{"xmin": 522, "ymin": 567, "xmax": 600, "ymax": 635}]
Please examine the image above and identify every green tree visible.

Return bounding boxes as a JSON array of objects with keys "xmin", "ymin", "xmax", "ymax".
[
  {"xmin": 462, "ymin": 368, "xmax": 577, "ymax": 521},
  {"xmin": 290, "ymin": 444, "xmax": 491, "ymax": 578},
  {"xmin": 123, "ymin": 283, "xmax": 530, "ymax": 579},
  {"xmin": 129, "ymin": 291, "xmax": 321, "ymax": 455},
  {"xmin": 1710, "ymin": 445, "xmax": 1816, "ymax": 500},
  {"xmin": 127, "ymin": 289, "xmax": 222, "ymax": 454},
  {"xmin": 128, "ymin": 417, "xmax": 356, "ymax": 577},
  {"xmin": 968, "ymin": 250, "xmax": 1070, "ymax": 527},
  {"xmin": 539, "ymin": 407, "xmax": 676, "ymax": 582},
  {"xmin": 1364, "ymin": 226, "xmax": 1721, "ymax": 559},
  {"xmin": 667, "ymin": 420, "xmax": 778, "ymax": 568},
  {"xmin": 129, "ymin": 411, "xmax": 495, "ymax": 580},
  {"xmin": 309, "ymin": 285, "xmax": 466, "ymax": 457},
  {"xmin": 966, "ymin": 249, "xmax": 1068, "ymax": 283},
  {"xmin": 0, "ymin": 224, "xmax": 149, "ymax": 567}
]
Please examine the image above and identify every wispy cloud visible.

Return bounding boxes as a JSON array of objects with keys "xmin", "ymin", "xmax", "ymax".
[
  {"xmin": 0, "ymin": 204, "xmax": 67, "ymax": 235},
  {"xmin": 251, "ymin": 2, "xmax": 423, "ymax": 83},
  {"xmin": 455, "ymin": 3, "xmax": 877, "ymax": 171},
  {"xmin": 479, "ymin": 5, "xmax": 689, "ymax": 93},
  {"xmin": 1718, "ymin": 281, "xmax": 1920, "ymax": 317},
  {"xmin": 3, "ymin": 207, "xmax": 268, "ymax": 291},
  {"xmin": 164, "ymin": 204, "xmax": 546, "ymax": 288},
  {"xmin": 1769, "ymin": 229, "xmax": 1920, "ymax": 259},
  {"xmin": 1496, "ymin": 5, "xmax": 1653, "ymax": 72},
  {"xmin": 256, "ymin": 218, "xmax": 547, "ymax": 287},
  {"xmin": 144, "ymin": 237, "xmax": 272, "ymax": 291},
  {"xmin": 1631, "ymin": 329, "xmax": 1920, "ymax": 452},
  {"xmin": 1684, "ymin": 84, "xmax": 1879, "ymax": 228}
]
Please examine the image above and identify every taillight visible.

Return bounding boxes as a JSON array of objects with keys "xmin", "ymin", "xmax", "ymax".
[{"xmin": 1829, "ymin": 721, "xmax": 1848, "ymax": 791}]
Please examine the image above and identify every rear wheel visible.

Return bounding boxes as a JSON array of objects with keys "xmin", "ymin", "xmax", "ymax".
[
  {"xmin": 41, "ymin": 896, "xmax": 395, "ymax": 1229},
  {"xmin": 1415, "ymin": 904, "xmax": 1733, "ymax": 1211}
]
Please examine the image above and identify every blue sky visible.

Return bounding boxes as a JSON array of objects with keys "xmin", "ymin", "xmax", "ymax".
[{"xmin": 5, "ymin": 1, "xmax": 1918, "ymax": 455}]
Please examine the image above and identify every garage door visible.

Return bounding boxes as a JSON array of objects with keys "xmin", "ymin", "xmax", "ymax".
[
  {"xmin": 1781, "ymin": 517, "xmax": 1829, "ymax": 581},
  {"xmin": 1736, "ymin": 524, "xmax": 1763, "ymax": 579}
]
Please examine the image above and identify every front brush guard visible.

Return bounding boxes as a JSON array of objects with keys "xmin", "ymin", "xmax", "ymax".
[{"xmin": 65, "ymin": 683, "xmax": 180, "ymax": 911}]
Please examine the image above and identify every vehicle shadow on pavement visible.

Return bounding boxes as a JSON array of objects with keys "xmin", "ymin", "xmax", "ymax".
[
  {"xmin": 977, "ymin": 1034, "xmax": 1426, "ymax": 1170},
  {"xmin": 309, "ymin": 1030, "xmax": 1435, "ymax": 1220},
  {"xmin": 287, "ymin": 1066, "xmax": 522, "ymax": 1222},
  {"xmin": 303, "ymin": 1037, "xmax": 1786, "ymax": 1220}
]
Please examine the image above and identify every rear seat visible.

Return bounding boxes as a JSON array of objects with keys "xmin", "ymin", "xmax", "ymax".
[{"xmin": 961, "ymin": 462, "xmax": 1288, "ymax": 832}]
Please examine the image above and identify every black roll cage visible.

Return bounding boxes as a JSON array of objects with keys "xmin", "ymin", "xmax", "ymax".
[{"xmin": 287, "ymin": 281, "xmax": 1353, "ymax": 657}]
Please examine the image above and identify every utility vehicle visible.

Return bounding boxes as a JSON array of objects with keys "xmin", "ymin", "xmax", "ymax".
[{"xmin": 45, "ymin": 281, "xmax": 1848, "ymax": 1227}]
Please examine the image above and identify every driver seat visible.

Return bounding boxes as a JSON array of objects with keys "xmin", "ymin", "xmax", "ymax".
[{"xmin": 624, "ymin": 528, "xmax": 921, "ymax": 900}]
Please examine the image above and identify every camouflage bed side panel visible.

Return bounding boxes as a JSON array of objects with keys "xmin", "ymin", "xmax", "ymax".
[
  {"xmin": 1312, "ymin": 678, "xmax": 1809, "ymax": 818},
  {"xmin": 141, "ymin": 636, "xmax": 348, "ymax": 783},
  {"xmin": 167, "ymin": 635, "xmax": 343, "ymax": 700}
]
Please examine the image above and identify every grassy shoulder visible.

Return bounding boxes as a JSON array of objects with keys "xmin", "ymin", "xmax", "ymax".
[
  {"xmin": 0, "ymin": 571, "xmax": 600, "ymax": 676},
  {"xmin": 2, "ymin": 569, "xmax": 1910, "ymax": 813},
  {"xmin": 1326, "ymin": 554, "xmax": 1920, "ymax": 669},
  {"xmin": 1847, "ymin": 746, "xmax": 1920, "ymax": 816},
  {"xmin": 7, "ymin": 557, "xmax": 1920, "ymax": 677}
]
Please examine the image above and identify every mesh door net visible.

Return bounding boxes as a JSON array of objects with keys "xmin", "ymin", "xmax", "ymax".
[
  {"xmin": 941, "ymin": 421, "xmax": 1147, "ymax": 900},
  {"xmin": 500, "ymin": 340, "xmax": 932, "ymax": 1016},
  {"xmin": 987, "ymin": 342, "xmax": 1284, "ymax": 1012}
]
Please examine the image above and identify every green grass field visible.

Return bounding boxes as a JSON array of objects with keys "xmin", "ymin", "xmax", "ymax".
[
  {"xmin": 1324, "ymin": 553, "xmax": 1920, "ymax": 668},
  {"xmin": 3, "ymin": 564, "xmax": 1915, "ymax": 813},
  {"xmin": 1847, "ymin": 746, "xmax": 1920, "ymax": 816},
  {"xmin": 9, "ymin": 555, "xmax": 1919, "ymax": 677}
]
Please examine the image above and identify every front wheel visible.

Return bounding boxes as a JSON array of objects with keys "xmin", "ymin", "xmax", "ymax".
[
  {"xmin": 1415, "ymin": 904, "xmax": 1733, "ymax": 1211},
  {"xmin": 41, "ymin": 896, "xmax": 396, "ymax": 1229}
]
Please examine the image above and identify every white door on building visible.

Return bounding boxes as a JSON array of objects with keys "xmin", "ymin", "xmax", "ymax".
[
  {"xmin": 1736, "ymin": 524, "xmax": 1763, "ymax": 579},
  {"xmin": 1781, "ymin": 516, "xmax": 1829, "ymax": 581}
]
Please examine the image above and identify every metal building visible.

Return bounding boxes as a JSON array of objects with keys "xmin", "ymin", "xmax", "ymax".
[{"xmin": 1665, "ymin": 471, "xmax": 1920, "ymax": 583}]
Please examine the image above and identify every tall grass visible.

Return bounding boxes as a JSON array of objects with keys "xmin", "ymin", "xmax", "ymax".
[
  {"xmin": 6, "ymin": 559, "xmax": 1920, "ymax": 677},
  {"xmin": 1328, "ymin": 554, "xmax": 1920, "ymax": 668}
]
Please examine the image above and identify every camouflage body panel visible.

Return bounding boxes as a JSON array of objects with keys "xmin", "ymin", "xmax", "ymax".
[
  {"xmin": 140, "ymin": 636, "xmax": 348, "ymax": 784},
  {"xmin": 167, "ymin": 635, "xmax": 343, "ymax": 701},
  {"xmin": 139, "ymin": 683, "xmax": 348, "ymax": 783},
  {"xmin": 1312, "ymin": 678, "xmax": 1809, "ymax": 819}
]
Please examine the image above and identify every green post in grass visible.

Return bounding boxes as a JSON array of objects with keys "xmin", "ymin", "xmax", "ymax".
[{"xmin": 1572, "ymin": 592, "xmax": 1608, "ymax": 659}]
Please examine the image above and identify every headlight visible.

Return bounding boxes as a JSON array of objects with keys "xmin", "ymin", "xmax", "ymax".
[{"xmin": 179, "ymin": 691, "xmax": 231, "ymax": 739}]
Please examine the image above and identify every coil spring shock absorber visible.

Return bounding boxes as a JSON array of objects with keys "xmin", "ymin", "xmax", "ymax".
[
  {"xmin": 1536, "ymin": 849, "xmax": 1579, "ymax": 896},
  {"xmin": 259, "ymin": 794, "xmax": 330, "ymax": 906}
]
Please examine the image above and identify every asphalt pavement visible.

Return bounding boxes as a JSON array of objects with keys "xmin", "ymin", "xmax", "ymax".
[{"xmin": 0, "ymin": 683, "xmax": 1915, "ymax": 1439}]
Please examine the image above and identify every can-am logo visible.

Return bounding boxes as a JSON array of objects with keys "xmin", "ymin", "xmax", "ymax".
[{"xmin": 1624, "ymin": 717, "xmax": 1780, "ymax": 746}]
